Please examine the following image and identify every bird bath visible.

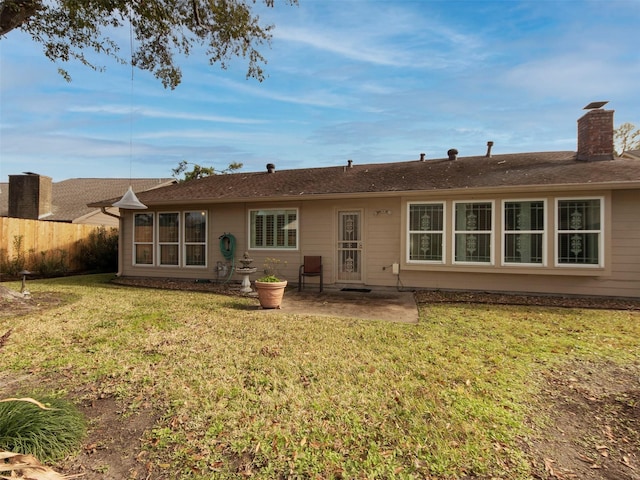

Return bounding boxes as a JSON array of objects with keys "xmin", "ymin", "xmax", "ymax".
[{"xmin": 236, "ymin": 254, "xmax": 257, "ymax": 294}]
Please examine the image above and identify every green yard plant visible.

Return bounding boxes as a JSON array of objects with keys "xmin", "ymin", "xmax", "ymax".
[
  {"xmin": 259, "ymin": 257, "xmax": 288, "ymax": 282},
  {"xmin": 0, "ymin": 274, "xmax": 638, "ymax": 479},
  {"xmin": 74, "ymin": 226, "xmax": 118, "ymax": 273},
  {"xmin": 0, "ymin": 396, "xmax": 86, "ymax": 463}
]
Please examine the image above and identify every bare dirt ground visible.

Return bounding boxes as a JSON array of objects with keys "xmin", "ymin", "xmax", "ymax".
[
  {"xmin": 1, "ymin": 282, "xmax": 639, "ymax": 479},
  {"xmin": 526, "ymin": 360, "xmax": 640, "ymax": 480}
]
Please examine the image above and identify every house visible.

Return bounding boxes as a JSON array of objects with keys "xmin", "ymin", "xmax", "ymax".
[
  {"xmin": 0, "ymin": 175, "xmax": 175, "ymax": 227},
  {"xmin": 93, "ymin": 104, "xmax": 640, "ymax": 299}
]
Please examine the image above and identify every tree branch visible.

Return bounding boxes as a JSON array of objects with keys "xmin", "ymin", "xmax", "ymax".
[{"xmin": 0, "ymin": 0, "xmax": 41, "ymax": 36}]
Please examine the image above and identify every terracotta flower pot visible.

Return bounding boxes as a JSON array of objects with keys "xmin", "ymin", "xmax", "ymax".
[{"xmin": 255, "ymin": 280, "xmax": 288, "ymax": 309}]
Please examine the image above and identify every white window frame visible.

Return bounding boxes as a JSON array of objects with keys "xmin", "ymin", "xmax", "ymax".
[
  {"xmin": 183, "ymin": 210, "xmax": 208, "ymax": 268},
  {"xmin": 555, "ymin": 197, "xmax": 604, "ymax": 268},
  {"xmin": 157, "ymin": 212, "xmax": 180, "ymax": 267},
  {"xmin": 406, "ymin": 202, "xmax": 446, "ymax": 264},
  {"xmin": 249, "ymin": 208, "xmax": 299, "ymax": 250},
  {"xmin": 452, "ymin": 200, "xmax": 494, "ymax": 265},
  {"xmin": 133, "ymin": 212, "xmax": 155, "ymax": 266},
  {"xmin": 501, "ymin": 199, "xmax": 546, "ymax": 267}
]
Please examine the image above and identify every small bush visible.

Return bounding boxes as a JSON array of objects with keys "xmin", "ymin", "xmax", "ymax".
[
  {"xmin": 0, "ymin": 396, "xmax": 86, "ymax": 462},
  {"xmin": 31, "ymin": 250, "xmax": 69, "ymax": 277},
  {"xmin": 74, "ymin": 227, "xmax": 118, "ymax": 273},
  {"xmin": 0, "ymin": 236, "xmax": 27, "ymax": 276}
]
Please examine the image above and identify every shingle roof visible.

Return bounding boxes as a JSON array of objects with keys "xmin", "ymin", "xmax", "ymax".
[
  {"xmin": 92, "ymin": 151, "xmax": 640, "ymax": 207},
  {"xmin": 623, "ymin": 149, "xmax": 640, "ymax": 160},
  {"xmin": 1, "ymin": 178, "xmax": 175, "ymax": 221}
]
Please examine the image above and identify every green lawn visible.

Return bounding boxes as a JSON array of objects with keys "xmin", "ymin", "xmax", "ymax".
[{"xmin": 1, "ymin": 274, "xmax": 638, "ymax": 479}]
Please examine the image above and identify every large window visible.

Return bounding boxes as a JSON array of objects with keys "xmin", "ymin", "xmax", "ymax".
[
  {"xmin": 556, "ymin": 198, "xmax": 602, "ymax": 265},
  {"xmin": 404, "ymin": 197, "xmax": 605, "ymax": 271},
  {"xmin": 158, "ymin": 212, "xmax": 179, "ymax": 266},
  {"xmin": 250, "ymin": 209, "xmax": 298, "ymax": 249},
  {"xmin": 408, "ymin": 203, "xmax": 444, "ymax": 262},
  {"xmin": 132, "ymin": 210, "xmax": 208, "ymax": 267},
  {"xmin": 503, "ymin": 200, "xmax": 545, "ymax": 265},
  {"xmin": 134, "ymin": 213, "xmax": 154, "ymax": 265},
  {"xmin": 184, "ymin": 211, "xmax": 207, "ymax": 266},
  {"xmin": 454, "ymin": 202, "xmax": 493, "ymax": 263}
]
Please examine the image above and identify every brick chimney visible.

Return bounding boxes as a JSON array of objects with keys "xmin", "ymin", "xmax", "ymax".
[
  {"xmin": 8, "ymin": 173, "xmax": 53, "ymax": 219},
  {"xmin": 577, "ymin": 107, "xmax": 614, "ymax": 161}
]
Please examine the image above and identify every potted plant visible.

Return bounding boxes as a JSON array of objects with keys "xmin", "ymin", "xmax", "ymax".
[{"xmin": 254, "ymin": 258, "xmax": 288, "ymax": 309}]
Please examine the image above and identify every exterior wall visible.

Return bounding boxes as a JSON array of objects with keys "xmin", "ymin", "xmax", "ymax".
[
  {"xmin": 608, "ymin": 190, "xmax": 640, "ymax": 296},
  {"xmin": 120, "ymin": 203, "xmax": 248, "ymax": 281},
  {"xmin": 360, "ymin": 198, "xmax": 403, "ymax": 286},
  {"xmin": 295, "ymin": 197, "xmax": 403, "ymax": 287},
  {"xmin": 118, "ymin": 187, "xmax": 640, "ymax": 298},
  {"xmin": 396, "ymin": 188, "xmax": 639, "ymax": 298},
  {"xmin": 118, "ymin": 198, "xmax": 404, "ymax": 286}
]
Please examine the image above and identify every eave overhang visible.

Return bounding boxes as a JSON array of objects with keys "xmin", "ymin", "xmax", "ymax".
[{"xmin": 94, "ymin": 180, "xmax": 640, "ymax": 209}]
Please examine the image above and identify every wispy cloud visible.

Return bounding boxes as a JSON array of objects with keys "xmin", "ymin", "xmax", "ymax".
[
  {"xmin": 208, "ymin": 76, "xmax": 351, "ymax": 108},
  {"xmin": 69, "ymin": 105, "xmax": 266, "ymax": 124},
  {"xmin": 1, "ymin": 0, "xmax": 639, "ymax": 181},
  {"xmin": 504, "ymin": 55, "xmax": 640, "ymax": 99},
  {"xmin": 274, "ymin": 27, "xmax": 407, "ymax": 67}
]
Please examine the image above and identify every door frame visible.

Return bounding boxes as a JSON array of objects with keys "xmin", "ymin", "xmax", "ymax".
[{"xmin": 336, "ymin": 209, "xmax": 364, "ymax": 283}]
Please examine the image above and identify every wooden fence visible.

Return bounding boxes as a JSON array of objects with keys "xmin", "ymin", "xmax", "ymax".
[{"xmin": 0, "ymin": 217, "xmax": 108, "ymax": 274}]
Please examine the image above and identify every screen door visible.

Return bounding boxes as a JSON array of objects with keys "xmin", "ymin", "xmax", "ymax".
[{"xmin": 337, "ymin": 210, "xmax": 362, "ymax": 282}]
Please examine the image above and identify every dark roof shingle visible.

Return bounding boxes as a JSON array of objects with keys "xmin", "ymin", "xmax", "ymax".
[{"xmin": 101, "ymin": 152, "xmax": 640, "ymax": 207}]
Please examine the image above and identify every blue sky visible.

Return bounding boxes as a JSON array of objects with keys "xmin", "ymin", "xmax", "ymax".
[{"xmin": 1, "ymin": 0, "xmax": 639, "ymax": 182}]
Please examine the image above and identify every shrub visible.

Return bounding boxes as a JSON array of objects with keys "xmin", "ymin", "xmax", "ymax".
[
  {"xmin": 0, "ymin": 236, "xmax": 27, "ymax": 276},
  {"xmin": 31, "ymin": 250, "xmax": 69, "ymax": 277},
  {"xmin": 0, "ymin": 397, "xmax": 86, "ymax": 463},
  {"xmin": 74, "ymin": 227, "xmax": 118, "ymax": 273}
]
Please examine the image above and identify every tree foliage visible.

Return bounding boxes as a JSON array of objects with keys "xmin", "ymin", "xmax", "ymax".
[
  {"xmin": 172, "ymin": 159, "xmax": 243, "ymax": 182},
  {"xmin": 614, "ymin": 122, "xmax": 640, "ymax": 156},
  {"xmin": 0, "ymin": 0, "xmax": 296, "ymax": 89}
]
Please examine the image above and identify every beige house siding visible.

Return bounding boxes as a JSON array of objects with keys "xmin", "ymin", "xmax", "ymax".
[
  {"xmin": 116, "ymin": 188, "xmax": 640, "ymax": 298},
  {"xmin": 608, "ymin": 190, "xmax": 640, "ymax": 296},
  {"xmin": 297, "ymin": 200, "xmax": 334, "ymax": 286},
  {"xmin": 395, "ymin": 188, "xmax": 638, "ymax": 298},
  {"xmin": 362, "ymin": 198, "xmax": 402, "ymax": 286}
]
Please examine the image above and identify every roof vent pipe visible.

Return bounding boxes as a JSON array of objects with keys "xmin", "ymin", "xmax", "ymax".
[
  {"xmin": 486, "ymin": 141, "xmax": 494, "ymax": 158},
  {"xmin": 266, "ymin": 163, "xmax": 276, "ymax": 173},
  {"xmin": 447, "ymin": 148, "xmax": 458, "ymax": 161},
  {"xmin": 347, "ymin": 159, "xmax": 353, "ymax": 168},
  {"xmin": 420, "ymin": 153, "xmax": 426, "ymax": 161}
]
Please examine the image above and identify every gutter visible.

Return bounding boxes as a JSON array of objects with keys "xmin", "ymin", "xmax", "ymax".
[{"xmin": 101, "ymin": 207, "xmax": 121, "ymax": 219}]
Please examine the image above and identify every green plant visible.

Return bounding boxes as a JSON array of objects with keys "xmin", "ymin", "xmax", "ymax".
[
  {"xmin": 74, "ymin": 227, "xmax": 118, "ymax": 273},
  {"xmin": 1, "ymin": 236, "xmax": 27, "ymax": 276},
  {"xmin": 256, "ymin": 274, "xmax": 282, "ymax": 282},
  {"xmin": 32, "ymin": 250, "xmax": 69, "ymax": 277},
  {"xmin": 0, "ymin": 396, "xmax": 86, "ymax": 463},
  {"xmin": 258, "ymin": 257, "xmax": 287, "ymax": 282}
]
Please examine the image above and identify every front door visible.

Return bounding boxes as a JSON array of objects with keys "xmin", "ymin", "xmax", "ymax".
[{"xmin": 337, "ymin": 210, "xmax": 363, "ymax": 282}]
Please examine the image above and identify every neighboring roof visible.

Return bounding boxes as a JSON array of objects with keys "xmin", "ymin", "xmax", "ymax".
[
  {"xmin": 622, "ymin": 149, "xmax": 640, "ymax": 160},
  {"xmin": 91, "ymin": 151, "xmax": 640, "ymax": 208},
  {"xmin": 1, "ymin": 178, "xmax": 175, "ymax": 221}
]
